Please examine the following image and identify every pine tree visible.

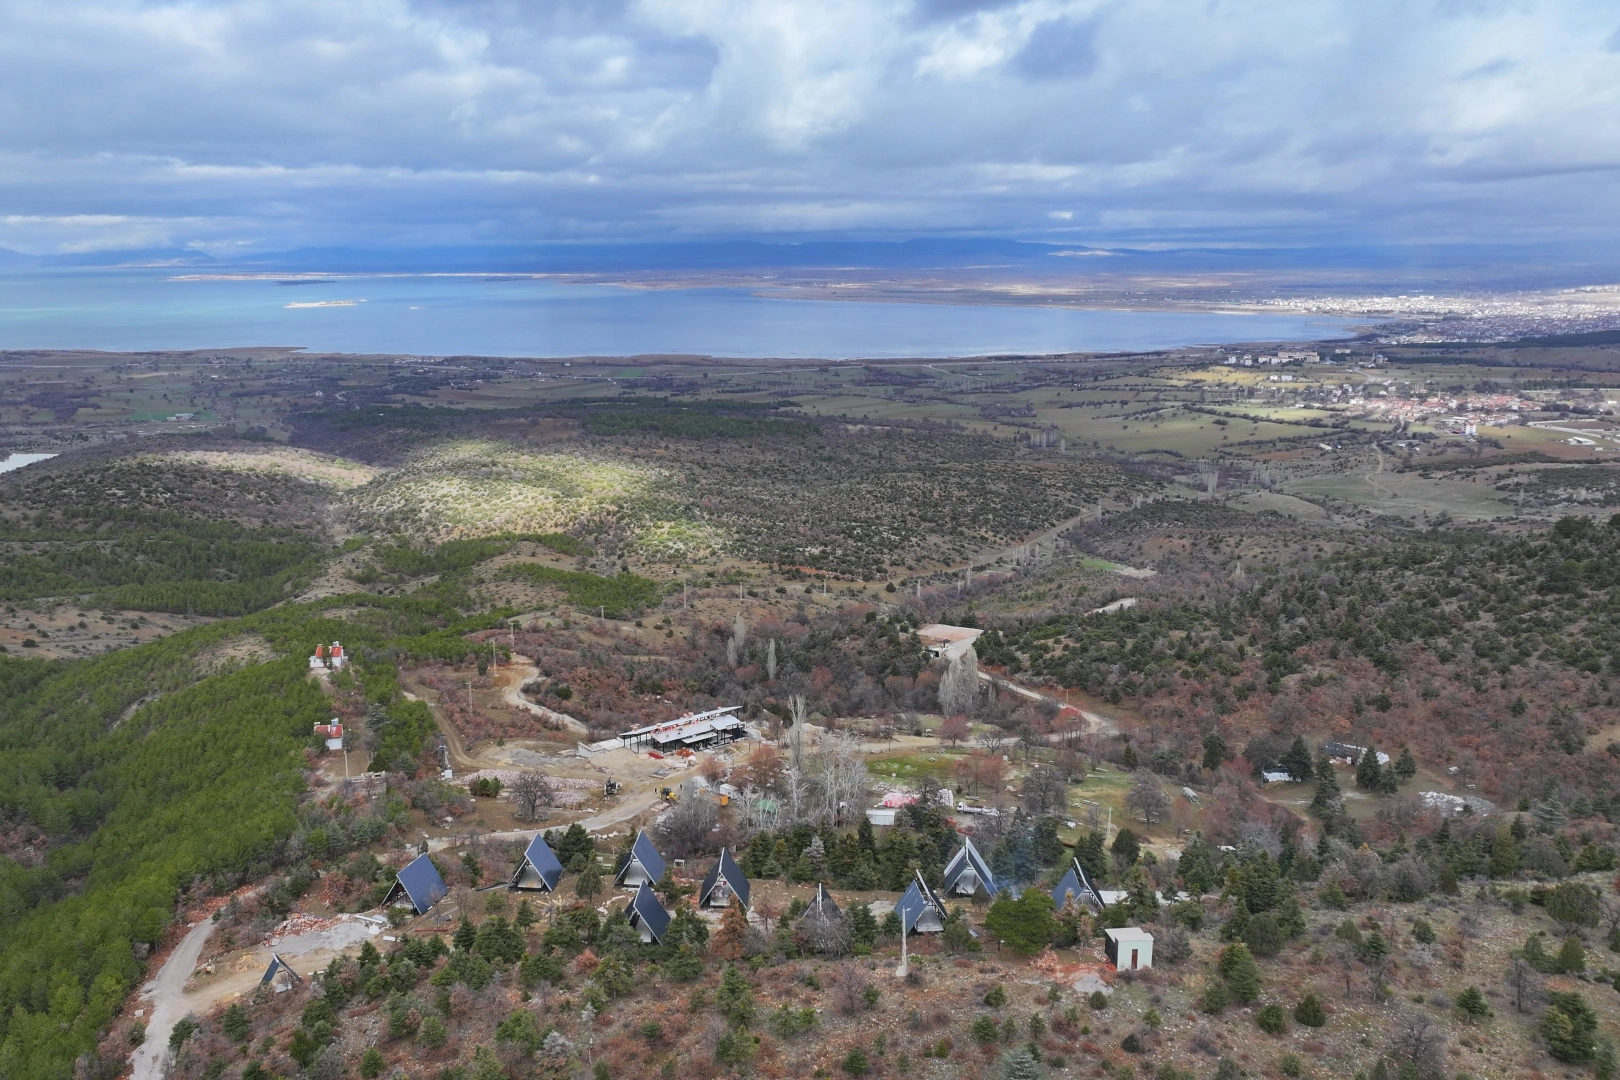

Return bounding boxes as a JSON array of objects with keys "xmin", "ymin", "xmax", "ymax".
[
  {"xmin": 514, "ymin": 899, "xmax": 536, "ymax": 929},
  {"xmin": 1293, "ymin": 993, "xmax": 1326, "ymax": 1027},
  {"xmin": 1177, "ymin": 833, "xmax": 1218, "ymax": 895},
  {"xmin": 1455, "ymin": 986, "xmax": 1491, "ymax": 1022},
  {"xmin": 1001, "ymin": 1046, "xmax": 1043, "ymax": 1080},
  {"xmin": 716, "ymin": 964, "xmax": 756, "ymax": 1027},
  {"xmin": 574, "ymin": 860, "xmax": 603, "ymax": 902},
  {"xmin": 1394, "ymin": 747, "xmax": 1417, "ymax": 782},
  {"xmin": 1217, "ymin": 943, "xmax": 1261, "ymax": 1004},
  {"xmin": 1282, "ymin": 737, "xmax": 1314, "ymax": 783},
  {"xmin": 712, "ymin": 899, "xmax": 749, "ymax": 960},
  {"xmin": 1202, "ymin": 733, "xmax": 1229, "ymax": 772},
  {"xmin": 1355, "ymin": 747, "xmax": 1383, "ymax": 791},
  {"xmin": 984, "ymin": 889, "xmax": 1056, "ymax": 956},
  {"xmin": 1557, "ymin": 935, "xmax": 1587, "ymax": 975},
  {"xmin": 666, "ymin": 943, "xmax": 704, "ymax": 980},
  {"xmin": 453, "ymin": 916, "xmax": 477, "ymax": 952}
]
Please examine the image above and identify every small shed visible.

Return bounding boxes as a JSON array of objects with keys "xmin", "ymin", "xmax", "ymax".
[
  {"xmin": 626, "ymin": 881, "xmax": 671, "ymax": 944},
  {"xmin": 865, "ymin": 807, "xmax": 897, "ymax": 826},
  {"xmin": 941, "ymin": 836, "xmax": 996, "ymax": 897},
  {"xmin": 616, "ymin": 829, "xmax": 667, "ymax": 888},
  {"xmin": 1104, "ymin": 927, "xmax": 1154, "ymax": 971},
  {"xmin": 511, "ymin": 833, "xmax": 565, "ymax": 892},
  {"xmin": 895, "ymin": 870, "xmax": 950, "ymax": 936},
  {"xmin": 699, "ymin": 848, "xmax": 751, "ymax": 911},
  {"xmin": 1051, "ymin": 857, "xmax": 1104, "ymax": 913},
  {"xmin": 383, "ymin": 854, "xmax": 448, "ymax": 915}
]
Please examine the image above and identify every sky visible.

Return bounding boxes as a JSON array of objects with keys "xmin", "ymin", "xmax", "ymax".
[{"xmin": 0, "ymin": 0, "xmax": 1618, "ymax": 257}]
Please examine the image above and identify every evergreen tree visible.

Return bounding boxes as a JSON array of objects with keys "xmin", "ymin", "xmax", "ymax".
[
  {"xmin": 1394, "ymin": 747, "xmax": 1417, "ymax": 782},
  {"xmin": 1001, "ymin": 1046, "xmax": 1044, "ymax": 1080},
  {"xmin": 574, "ymin": 860, "xmax": 603, "ymax": 902},
  {"xmin": 1455, "ymin": 986, "xmax": 1491, "ymax": 1022},
  {"xmin": 1202, "ymin": 733, "xmax": 1230, "ymax": 772},
  {"xmin": 1282, "ymin": 737, "xmax": 1314, "ymax": 783},
  {"xmin": 1293, "ymin": 993, "xmax": 1326, "ymax": 1027},
  {"xmin": 1217, "ymin": 943, "xmax": 1261, "ymax": 1004},
  {"xmin": 848, "ymin": 902, "xmax": 878, "ymax": 949},
  {"xmin": 666, "ymin": 944, "xmax": 704, "ymax": 981},
  {"xmin": 514, "ymin": 899, "xmax": 536, "ymax": 930},
  {"xmin": 712, "ymin": 900, "xmax": 749, "ymax": 960},
  {"xmin": 1111, "ymin": 828, "xmax": 1141, "ymax": 869},
  {"xmin": 1355, "ymin": 746, "xmax": 1383, "ymax": 791},
  {"xmin": 1542, "ymin": 991, "xmax": 1599, "ymax": 1063},
  {"xmin": 1074, "ymin": 831, "xmax": 1108, "ymax": 880},
  {"xmin": 716, "ymin": 964, "xmax": 756, "ymax": 1028},
  {"xmin": 1557, "ymin": 935, "xmax": 1587, "ymax": 975},
  {"xmin": 1178, "ymin": 833, "xmax": 1218, "ymax": 896},
  {"xmin": 222, "ymin": 1003, "xmax": 251, "ymax": 1043},
  {"xmin": 453, "ymin": 917, "xmax": 477, "ymax": 952},
  {"xmin": 984, "ymin": 889, "xmax": 1056, "ymax": 956}
]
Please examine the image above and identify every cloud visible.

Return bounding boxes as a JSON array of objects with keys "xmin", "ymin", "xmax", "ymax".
[{"xmin": 0, "ymin": 0, "xmax": 1615, "ymax": 254}]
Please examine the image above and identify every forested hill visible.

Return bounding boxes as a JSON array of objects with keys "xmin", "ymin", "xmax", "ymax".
[
  {"xmin": 980, "ymin": 511, "xmax": 1620, "ymax": 812},
  {"xmin": 0, "ymin": 593, "xmax": 499, "ymax": 1080}
]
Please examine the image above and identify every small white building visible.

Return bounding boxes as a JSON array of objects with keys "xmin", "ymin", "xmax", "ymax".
[
  {"xmin": 1104, "ymin": 927, "xmax": 1154, "ymax": 971},
  {"xmin": 865, "ymin": 807, "xmax": 898, "ymax": 826}
]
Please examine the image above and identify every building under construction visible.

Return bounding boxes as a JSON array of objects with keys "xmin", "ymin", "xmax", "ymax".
[{"xmin": 619, "ymin": 706, "xmax": 746, "ymax": 753}]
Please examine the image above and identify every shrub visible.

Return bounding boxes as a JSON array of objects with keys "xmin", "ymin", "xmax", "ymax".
[
  {"xmin": 972, "ymin": 1015, "xmax": 1001, "ymax": 1045},
  {"xmin": 1410, "ymin": 918, "xmax": 1436, "ymax": 945},
  {"xmin": 1278, "ymin": 1052, "xmax": 1304, "ymax": 1078},
  {"xmin": 1293, "ymin": 993, "xmax": 1326, "ymax": 1028},
  {"xmin": 1122, "ymin": 1032, "xmax": 1145, "ymax": 1053},
  {"xmin": 1088, "ymin": 990, "xmax": 1109, "ymax": 1010},
  {"xmin": 984, "ymin": 984, "xmax": 1008, "ymax": 1007},
  {"xmin": 360, "ymin": 1047, "xmax": 386, "ymax": 1079},
  {"xmin": 1256, "ymin": 1004, "xmax": 1288, "ymax": 1034},
  {"xmin": 1456, "ymin": 987, "xmax": 1491, "ymax": 1022},
  {"xmin": 1201, "ymin": 982, "xmax": 1231, "ymax": 1014},
  {"xmin": 842, "ymin": 1047, "xmax": 870, "ymax": 1075},
  {"xmin": 419, "ymin": 1014, "xmax": 447, "ymax": 1049}
]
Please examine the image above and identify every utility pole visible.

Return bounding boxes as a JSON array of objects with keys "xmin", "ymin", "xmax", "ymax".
[
  {"xmin": 896, "ymin": 917, "xmax": 908, "ymax": 978},
  {"xmin": 467, "ymin": 679, "xmax": 473, "ymax": 710}
]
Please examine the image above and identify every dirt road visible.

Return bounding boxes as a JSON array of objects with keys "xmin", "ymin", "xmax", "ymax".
[
  {"xmin": 130, "ymin": 917, "xmax": 219, "ymax": 1080},
  {"xmin": 427, "ymin": 788, "xmax": 663, "ymax": 853},
  {"xmin": 977, "ymin": 670, "xmax": 1120, "ymax": 736},
  {"xmin": 501, "ymin": 658, "xmax": 589, "ymax": 736}
]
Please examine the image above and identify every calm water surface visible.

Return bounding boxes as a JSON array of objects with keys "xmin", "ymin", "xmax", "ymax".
[{"xmin": 0, "ymin": 269, "xmax": 1360, "ymax": 358}]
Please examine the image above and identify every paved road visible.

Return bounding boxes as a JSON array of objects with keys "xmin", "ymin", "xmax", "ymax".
[{"xmin": 130, "ymin": 917, "xmax": 219, "ymax": 1080}]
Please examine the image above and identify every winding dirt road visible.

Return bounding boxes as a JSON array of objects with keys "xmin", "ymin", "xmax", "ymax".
[{"xmin": 130, "ymin": 917, "xmax": 219, "ymax": 1080}]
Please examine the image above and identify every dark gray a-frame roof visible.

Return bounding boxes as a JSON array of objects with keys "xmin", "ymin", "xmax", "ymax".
[
  {"xmin": 512, "ymin": 833, "xmax": 565, "ymax": 891},
  {"xmin": 1052, "ymin": 857, "xmax": 1103, "ymax": 911},
  {"xmin": 260, "ymin": 952, "xmax": 302, "ymax": 988},
  {"xmin": 615, "ymin": 829, "xmax": 668, "ymax": 886},
  {"xmin": 384, "ymin": 853, "xmax": 448, "ymax": 914},
  {"xmin": 801, "ymin": 882, "xmax": 842, "ymax": 922},
  {"xmin": 627, "ymin": 881, "xmax": 671, "ymax": 943},
  {"xmin": 895, "ymin": 870, "xmax": 948, "ymax": 936},
  {"xmin": 698, "ymin": 848, "xmax": 751, "ymax": 910},
  {"xmin": 940, "ymin": 836, "xmax": 996, "ymax": 895}
]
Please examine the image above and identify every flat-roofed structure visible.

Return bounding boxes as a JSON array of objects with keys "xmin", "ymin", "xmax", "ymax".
[{"xmin": 619, "ymin": 706, "xmax": 746, "ymax": 752}]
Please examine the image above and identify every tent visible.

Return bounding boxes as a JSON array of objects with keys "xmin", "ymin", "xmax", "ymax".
[
  {"xmin": 615, "ymin": 829, "xmax": 667, "ymax": 888},
  {"xmin": 698, "ymin": 848, "xmax": 751, "ymax": 911},
  {"xmin": 626, "ymin": 881, "xmax": 672, "ymax": 944},
  {"xmin": 895, "ymin": 870, "xmax": 949, "ymax": 935},
  {"xmin": 1051, "ymin": 857, "xmax": 1105, "ymax": 912},
  {"xmin": 511, "ymin": 833, "xmax": 565, "ymax": 892},
  {"xmin": 940, "ymin": 836, "xmax": 996, "ymax": 896},
  {"xmin": 383, "ymin": 853, "xmax": 448, "ymax": 914}
]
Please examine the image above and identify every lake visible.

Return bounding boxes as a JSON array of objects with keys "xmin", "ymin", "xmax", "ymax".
[
  {"xmin": 0, "ymin": 453, "xmax": 56, "ymax": 474},
  {"xmin": 0, "ymin": 268, "xmax": 1361, "ymax": 359}
]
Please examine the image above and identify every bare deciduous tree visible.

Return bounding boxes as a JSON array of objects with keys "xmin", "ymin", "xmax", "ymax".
[
  {"xmin": 655, "ymin": 788, "xmax": 719, "ymax": 858},
  {"xmin": 1022, "ymin": 764, "xmax": 1068, "ymax": 817},
  {"xmin": 510, "ymin": 772, "xmax": 554, "ymax": 821},
  {"xmin": 1124, "ymin": 769, "xmax": 1171, "ymax": 824},
  {"xmin": 1385, "ymin": 1011, "xmax": 1446, "ymax": 1080},
  {"xmin": 1505, "ymin": 956, "xmax": 1539, "ymax": 1014},
  {"xmin": 939, "ymin": 714, "xmax": 970, "ymax": 748},
  {"xmin": 937, "ymin": 647, "xmax": 979, "ymax": 716},
  {"xmin": 799, "ymin": 908, "xmax": 850, "ymax": 957}
]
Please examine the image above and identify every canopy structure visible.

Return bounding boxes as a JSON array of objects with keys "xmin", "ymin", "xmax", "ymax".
[
  {"xmin": 511, "ymin": 833, "xmax": 565, "ymax": 892},
  {"xmin": 698, "ymin": 848, "xmax": 751, "ymax": 910},
  {"xmin": 383, "ymin": 853, "xmax": 448, "ymax": 915},
  {"xmin": 627, "ymin": 882, "xmax": 671, "ymax": 944},
  {"xmin": 940, "ymin": 836, "xmax": 996, "ymax": 897},
  {"xmin": 895, "ymin": 870, "xmax": 949, "ymax": 935},
  {"xmin": 1052, "ymin": 857, "xmax": 1105, "ymax": 912}
]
